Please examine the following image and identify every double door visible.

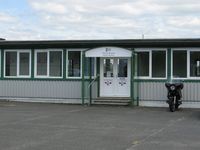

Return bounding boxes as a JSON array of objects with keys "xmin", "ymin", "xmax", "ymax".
[{"xmin": 100, "ymin": 58, "xmax": 130, "ymax": 97}]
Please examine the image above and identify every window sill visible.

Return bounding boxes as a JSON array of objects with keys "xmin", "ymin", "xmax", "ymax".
[
  {"xmin": 134, "ymin": 77, "xmax": 167, "ymax": 80},
  {"xmin": 4, "ymin": 76, "xmax": 31, "ymax": 78},
  {"xmin": 34, "ymin": 76, "xmax": 63, "ymax": 79}
]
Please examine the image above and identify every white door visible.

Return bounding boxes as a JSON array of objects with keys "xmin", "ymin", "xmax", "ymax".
[{"xmin": 100, "ymin": 58, "xmax": 130, "ymax": 97}]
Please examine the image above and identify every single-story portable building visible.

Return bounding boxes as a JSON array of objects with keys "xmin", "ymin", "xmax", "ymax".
[{"xmin": 0, "ymin": 39, "xmax": 200, "ymax": 108}]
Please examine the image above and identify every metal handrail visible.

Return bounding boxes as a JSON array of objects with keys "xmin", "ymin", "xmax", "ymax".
[{"xmin": 88, "ymin": 74, "xmax": 99, "ymax": 88}]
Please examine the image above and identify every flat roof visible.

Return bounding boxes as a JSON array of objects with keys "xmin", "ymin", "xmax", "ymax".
[{"xmin": 1, "ymin": 38, "xmax": 200, "ymax": 49}]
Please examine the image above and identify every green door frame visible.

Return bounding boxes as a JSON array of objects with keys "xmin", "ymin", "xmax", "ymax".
[{"xmin": 131, "ymin": 50, "xmax": 139, "ymax": 106}]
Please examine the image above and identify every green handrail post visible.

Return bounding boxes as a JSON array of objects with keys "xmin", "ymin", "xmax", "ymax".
[
  {"xmin": 89, "ymin": 57, "xmax": 92, "ymax": 105},
  {"xmin": 97, "ymin": 58, "xmax": 100, "ymax": 97}
]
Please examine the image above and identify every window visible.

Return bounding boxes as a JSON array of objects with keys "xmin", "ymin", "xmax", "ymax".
[
  {"xmin": 137, "ymin": 52, "xmax": 149, "ymax": 77},
  {"xmin": 190, "ymin": 51, "xmax": 200, "ymax": 77},
  {"xmin": 173, "ymin": 51, "xmax": 187, "ymax": 78},
  {"xmin": 136, "ymin": 50, "xmax": 167, "ymax": 79},
  {"xmin": 5, "ymin": 50, "xmax": 31, "ymax": 77},
  {"xmin": 35, "ymin": 50, "xmax": 63, "ymax": 78},
  {"xmin": 67, "ymin": 51, "xmax": 81, "ymax": 77},
  {"xmin": 152, "ymin": 51, "xmax": 166, "ymax": 78}
]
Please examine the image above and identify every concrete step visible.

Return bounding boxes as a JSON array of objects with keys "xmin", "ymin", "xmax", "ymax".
[
  {"xmin": 93, "ymin": 102, "xmax": 130, "ymax": 106},
  {"xmin": 92, "ymin": 97, "xmax": 131, "ymax": 106},
  {"xmin": 94, "ymin": 97, "xmax": 130, "ymax": 100},
  {"xmin": 93, "ymin": 99, "xmax": 130, "ymax": 103}
]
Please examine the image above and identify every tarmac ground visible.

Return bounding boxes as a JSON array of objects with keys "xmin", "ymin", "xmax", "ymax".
[{"xmin": 0, "ymin": 101, "xmax": 200, "ymax": 150}]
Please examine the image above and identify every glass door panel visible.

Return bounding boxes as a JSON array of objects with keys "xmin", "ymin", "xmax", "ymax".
[
  {"xmin": 104, "ymin": 59, "xmax": 114, "ymax": 77},
  {"xmin": 118, "ymin": 59, "xmax": 128, "ymax": 77},
  {"xmin": 116, "ymin": 58, "xmax": 130, "ymax": 97}
]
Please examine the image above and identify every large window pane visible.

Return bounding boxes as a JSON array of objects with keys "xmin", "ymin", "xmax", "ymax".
[
  {"xmin": 37, "ymin": 52, "xmax": 47, "ymax": 76},
  {"xmin": 152, "ymin": 51, "xmax": 166, "ymax": 78},
  {"xmin": 68, "ymin": 51, "xmax": 81, "ymax": 77},
  {"xmin": 173, "ymin": 51, "xmax": 187, "ymax": 78},
  {"xmin": 50, "ymin": 51, "xmax": 62, "ymax": 77},
  {"xmin": 19, "ymin": 53, "xmax": 30, "ymax": 76},
  {"xmin": 6, "ymin": 52, "xmax": 17, "ymax": 76},
  {"xmin": 138, "ymin": 52, "xmax": 149, "ymax": 76},
  {"xmin": 190, "ymin": 51, "xmax": 200, "ymax": 77}
]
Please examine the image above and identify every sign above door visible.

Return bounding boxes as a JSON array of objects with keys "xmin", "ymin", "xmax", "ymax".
[{"xmin": 85, "ymin": 47, "xmax": 132, "ymax": 57}]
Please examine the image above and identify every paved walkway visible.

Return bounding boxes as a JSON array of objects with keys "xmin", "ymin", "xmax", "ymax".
[{"xmin": 0, "ymin": 101, "xmax": 200, "ymax": 150}]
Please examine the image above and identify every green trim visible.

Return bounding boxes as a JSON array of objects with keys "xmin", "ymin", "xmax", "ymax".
[
  {"xmin": 2, "ymin": 39, "xmax": 200, "ymax": 50},
  {"xmin": 133, "ymin": 51, "xmax": 139, "ymax": 106},
  {"xmin": 134, "ymin": 79, "xmax": 167, "ymax": 82},
  {"xmin": 132, "ymin": 79, "xmax": 200, "ymax": 82},
  {"xmin": 31, "ymin": 49, "xmax": 34, "ymax": 79},
  {"xmin": 0, "ymin": 78, "xmax": 89, "ymax": 81},
  {"xmin": 131, "ymin": 51, "xmax": 134, "ymax": 106},
  {"xmin": 1, "ymin": 49, "xmax": 4, "ymax": 79},
  {"xmin": 179, "ymin": 80, "xmax": 200, "ymax": 82},
  {"xmin": 63, "ymin": 49, "xmax": 66, "ymax": 79},
  {"xmin": 1, "ymin": 78, "xmax": 198, "ymax": 82},
  {"xmin": 81, "ymin": 52, "xmax": 85, "ymax": 105},
  {"xmin": 167, "ymin": 48, "xmax": 171, "ymax": 82}
]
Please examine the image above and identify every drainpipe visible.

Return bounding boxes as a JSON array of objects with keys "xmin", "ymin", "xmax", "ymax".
[
  {"xmin": 131, "ymin": 51, "xmax": 134, "ymax": 106},
  {"xmin": 82, "ymin": 52, "xmax": 85, "ymax": 105}
]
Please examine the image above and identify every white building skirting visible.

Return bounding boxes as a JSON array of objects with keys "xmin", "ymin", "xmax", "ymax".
[
  {"xmin": 0, "ymin": 97, "xmax": 82, "ymax": 104},
  {"xmin": 139, "ymin": 101, "xmax": 200, "ymax": 108}
]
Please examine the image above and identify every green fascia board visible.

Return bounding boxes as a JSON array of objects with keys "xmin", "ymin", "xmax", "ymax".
[{"xmin": 2, "ymin": 39, "xmax": 200, "ymax": 49}]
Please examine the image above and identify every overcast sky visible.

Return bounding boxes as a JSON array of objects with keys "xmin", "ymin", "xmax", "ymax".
[{"xmin": 0, "ymin": 0, "xmax": 200, "ymax": 40}]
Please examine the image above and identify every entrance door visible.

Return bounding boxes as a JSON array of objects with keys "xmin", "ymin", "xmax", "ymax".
[{"xmin": 100, "ymin": 58, "xmax": 130, "ymax": 97}]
